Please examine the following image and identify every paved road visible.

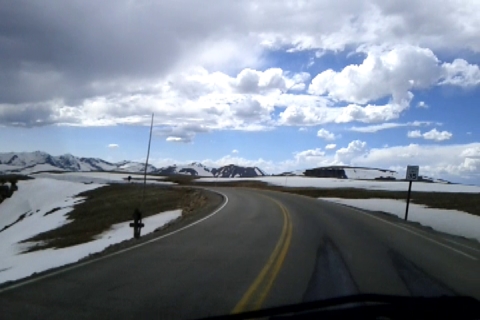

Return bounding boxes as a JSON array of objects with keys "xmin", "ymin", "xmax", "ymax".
[{"xmin": 1, "ymin": 188, "xmax": 479, "ymax": 319}]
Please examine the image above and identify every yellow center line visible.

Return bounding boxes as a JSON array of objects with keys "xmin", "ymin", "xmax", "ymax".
[
  {"xmin": 254, "ymin": 202, "xmax": 293, "ymax": 310},
  {"xmin": 231, "ymin": 195, "xmax": 293, "ymax": 314}
]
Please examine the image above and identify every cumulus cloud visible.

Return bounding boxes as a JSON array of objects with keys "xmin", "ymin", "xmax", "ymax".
[
  {"xmin": 350, "ymin": 121, "xmax": 433, "ymax": 133},
  {"xmin": 423, "ymin": 128, "xmax": 453, "ymax": 141},
  {"xmin": 232, "ymin": 68, "xmax": 287, "ymax": 93},
  {"xmin": 1, "ymin": 2, "xmax": 479, "ymax": 131},
  {"xmin": 277, "ymin": 94, "xmax": 412, "ymax": 126},
  {"xmin": 309, "ymin": 45, "xmax": 441, "ymax": 104},
  {"xmin": 335, "ymin": 140, "xmax": 368, "ymax": 163},
  {"xmin": 309, "ymin": 45, "xmax": 480, "ymax": 108},
  {"xmin": 417, "ymin": 101, "xmax": 429, "ymax": 108},
  {"xmin": 325, "ymin": 144, "xmax": 337, "ymax": 150},
  {"xmin": 460, "ymin": 147, "xmax": 480, "ymax": 158},
  {"xmin": 232, "ymin": 149, "xmax": 239, "ymax": 154},
  {"xmin": 155, "ymin": 124, "xmax": 210, "ymax": 143},
  {"xmin": 317, "ymin": 129, "xmax": 337, "ymax": 141},
  {"xmin": 1, "ymin": 0, "xmax": 480, "ymax": 155},
  {"xmin": 107, "ymin": 144, "xmax": 119, "ymax": 148},
  {"xmin": 440, "ymin": 59, "xmax": 480, "ymax": 87},
  {"xmin": 407, "ymin": 130, "xmax": 423, "ymax": 138},
  {"xmin": 293, "ymin": 148, "xmax": 326, "ymax": 164},
  {"xmin": 408, "ymin": 128, "xmax": 453, "ymax": 141}
]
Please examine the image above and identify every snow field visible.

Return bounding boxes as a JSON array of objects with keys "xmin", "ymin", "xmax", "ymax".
[{"xmin": 321, "ymin": 198, "xmax": 480, "ymax": 242}]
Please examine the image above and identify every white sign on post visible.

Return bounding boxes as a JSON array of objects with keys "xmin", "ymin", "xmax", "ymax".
[{"xmin": 406, "ymin": 165, "xmax": 419, "ymax": 181}]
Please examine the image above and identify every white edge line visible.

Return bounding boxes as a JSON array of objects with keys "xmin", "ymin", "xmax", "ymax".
[
  {"xmin": 399, "ymin": 223, "xmax": 480, "ymax": 254},
  {"xmin": 443, "ymin": 238, "xmax": 480, "ymax": 254},
  {"xmin": 327, "ymin": 202, "xmax": 478, "ymax": 261},
  {"xmin": 0, "ymin": 190, "xmax": 229, "ymax": 294}
]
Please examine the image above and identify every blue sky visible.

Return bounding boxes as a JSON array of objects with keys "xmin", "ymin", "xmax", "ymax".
[{"xmin": 1, "ymin": 1, "xmax": 480, "ymax": 183}]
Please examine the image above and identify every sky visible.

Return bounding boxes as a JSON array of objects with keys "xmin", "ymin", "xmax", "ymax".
[{"xmin": 1, "ymin": 0, "xmax": 480, "ymax": 183}]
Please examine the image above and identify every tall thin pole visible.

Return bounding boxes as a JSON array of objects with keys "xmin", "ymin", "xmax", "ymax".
[
  {"xmin": 404, "ymin": 180, "xmax": 412, "ymax": 221},
  {"xmin": 142, "ymin": 113, "xmax": 154, "ymax": 202}
]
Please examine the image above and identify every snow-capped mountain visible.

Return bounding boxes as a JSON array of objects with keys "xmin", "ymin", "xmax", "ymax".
[
  {"xmin": 115, "ymin": 160, "xmax": 157, "ymax": 173},
  {"xmin": 155, "ymin": 162, "xmax": 214, "ymax": 176},
  {"xmin": 0, "ymin": 152, "xmax": 267, "ymax": 177},
  {"xmin": 212, "ymin": 164, "xmax": 267, "ymax": 178},
  {"xmin": 0, "ymin": 151, "xmax": 155, "ymax": 174},
  {"xmin": 155, "ymin": 163, "xmax": 266, "ymax": 177}
]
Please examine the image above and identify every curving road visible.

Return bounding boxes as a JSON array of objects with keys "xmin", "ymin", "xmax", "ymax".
[{"xmin": 1, "ymin": 187, "xmax": 479, "ymax": 319}]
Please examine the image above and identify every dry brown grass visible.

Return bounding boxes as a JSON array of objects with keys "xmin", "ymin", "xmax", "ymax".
[{"xmin": 22, "ymin": 184, "xmax": 208, "ymax": 252}]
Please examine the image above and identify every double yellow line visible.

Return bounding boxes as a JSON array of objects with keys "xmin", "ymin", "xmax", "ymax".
[{"xmin": 231, "ymin": 196, "xmax": 293, "ymax": 314}]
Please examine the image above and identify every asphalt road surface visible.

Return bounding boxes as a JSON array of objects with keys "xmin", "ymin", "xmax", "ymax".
[{"xmin": 1, "ymin": 187, "xmax": 479, "ymax": 319}]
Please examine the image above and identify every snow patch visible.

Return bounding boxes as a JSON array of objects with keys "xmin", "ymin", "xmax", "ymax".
[
  {"xmin": 0, "ymin": 209, "xmax": 181, "ymax": 284},
  {"xmin": 320, "ymin": 198, "xmax": 480, "ymax": 242},
  {"xmin": 33, "ymin": 172, "xmax": 173, "ymax": 185},
  {"xmin": 197, "ymin": 176, "xmax": 480, "ymax": 193}
]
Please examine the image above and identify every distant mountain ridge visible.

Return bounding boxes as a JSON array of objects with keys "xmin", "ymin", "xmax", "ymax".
[
  {"xmin": 154, "ymin": 162, "xmax": 266, "ymax": 177},
  {"xmin": 0, "ymin": 151, "xmax": 266, "ymax": 177}
]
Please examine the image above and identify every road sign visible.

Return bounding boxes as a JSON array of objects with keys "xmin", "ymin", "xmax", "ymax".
[
  {"xmin": 406, "ymin": 165, "xmax": 419, "ymax": 181},
  {"xmin": 404, "ymin": 165, "xmax": 419, "ymax": 221}
]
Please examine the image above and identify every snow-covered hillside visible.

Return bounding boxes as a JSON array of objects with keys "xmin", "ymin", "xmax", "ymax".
[
  {"xmin": 155, "ymin": 162, "xmax": 215, "ymax": 176},
  {"xmin": 155, "ymin": 163, "xmax": 266, "ymax": 177},
  {"xmin": 344, "ymin": 167, "xmax": 398, "ymax": 180},
  {"xmin": 0, "ymin": 177, "xmax": 180, "ymax": 284},
  {"xmin": 212, "ymin": 164, "xmax": 267, "ymax": 178},
  {"xmin": 280, "ymin": 166, "xmax": 399, "ymax": 180},
  {"xmin": 0, "ymin": 151, "xmax": 155, "ymax": 174},
  {"xmin": 197, "ymin": 176, "xmax": 480, "ymax": 193},
  {"xmin": 115, "ymin": 160, "xmax": 156, "ymax": 173}
]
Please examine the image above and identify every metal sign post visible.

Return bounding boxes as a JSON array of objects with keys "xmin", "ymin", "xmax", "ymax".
[{"xmin": 405, "ymin": 165, "xmax": 419, "ymax": 221}]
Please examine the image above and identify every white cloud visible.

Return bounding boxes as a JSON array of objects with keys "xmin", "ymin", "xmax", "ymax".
[
  {"xmin": 423, "ymin": 128, "xmax": 453, "ymax": 141},
  {"xmin": 325, "ymin": 144, "xmax": 337, "ymax": 150},
  {"xmin": 335, "ymin": 140, "xmax": 368, "ymax": 163},
  {"xmin": 317, "ymin": 128, "xmax": 337, "ymax": 141},
  {"xmin": 165, "ymin": 137, "xmax": 185, "ymax": 143},
  {"xmin": 2, "ymin": 45, "xmax": 477, "ymax": 140},
  {"xmin": 440, "ymin": 59, "xmax": 480, "ymax": 87},
  {"xmin": 232, "ymin": 149, "xmax": 239, "ymax": 154},
  {"xmin": 350, "ymin": 121, "xmax": 432, "ymax": 133},
  {"xmin": 309, "ymin": 45, "xmax": 441, "ymax": 104},
  {"xmin": 155, "ymin": 124, "xmax": 210, "ymax": 143},
  {"xmin": 407, "ymin": 130, "xmax": 423, "ymax": 138},
  {"xmin": 460, "ymin": 147, "xmax": 480, "ymax": 158},
  {"xmin": 308, "ymin": 45, "xmax": 480, "ymax": 109},
  {"xmin": 107, "ymin": 144, "xmax": 119, "ymax": 148},
  {"xmin": 408, "ymin": 128, "xmax": 453, "ymax": 142},
  {"xmin": 277, "ymin": 94, "xmax": 412, "ymax": 126},
  {"xmin": 3, "ymin": 1, "xmax": 480, "ymax": 123},
  {"xmin": 291, "ymin": 148, "xmax": 327, "ymax": 166},
  {"xmin": 298, "ymin": 127, "xmax": 308, "ymax": 132},
  {"xmin": 232, "ymin": 68, "xmax": 292, "ymax": 94},
  {"xmin": 417, "ymin": 101, "xmax": 428, "ymax": 108}
]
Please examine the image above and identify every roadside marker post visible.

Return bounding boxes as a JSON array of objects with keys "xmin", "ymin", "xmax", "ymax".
[
  {"xmin": 405, "ymin": 165, "xmax": 419, "ymax": 221},
  {"xmin": 130, "ymin": 209, "xmax": 144, "ymax": 239}
]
